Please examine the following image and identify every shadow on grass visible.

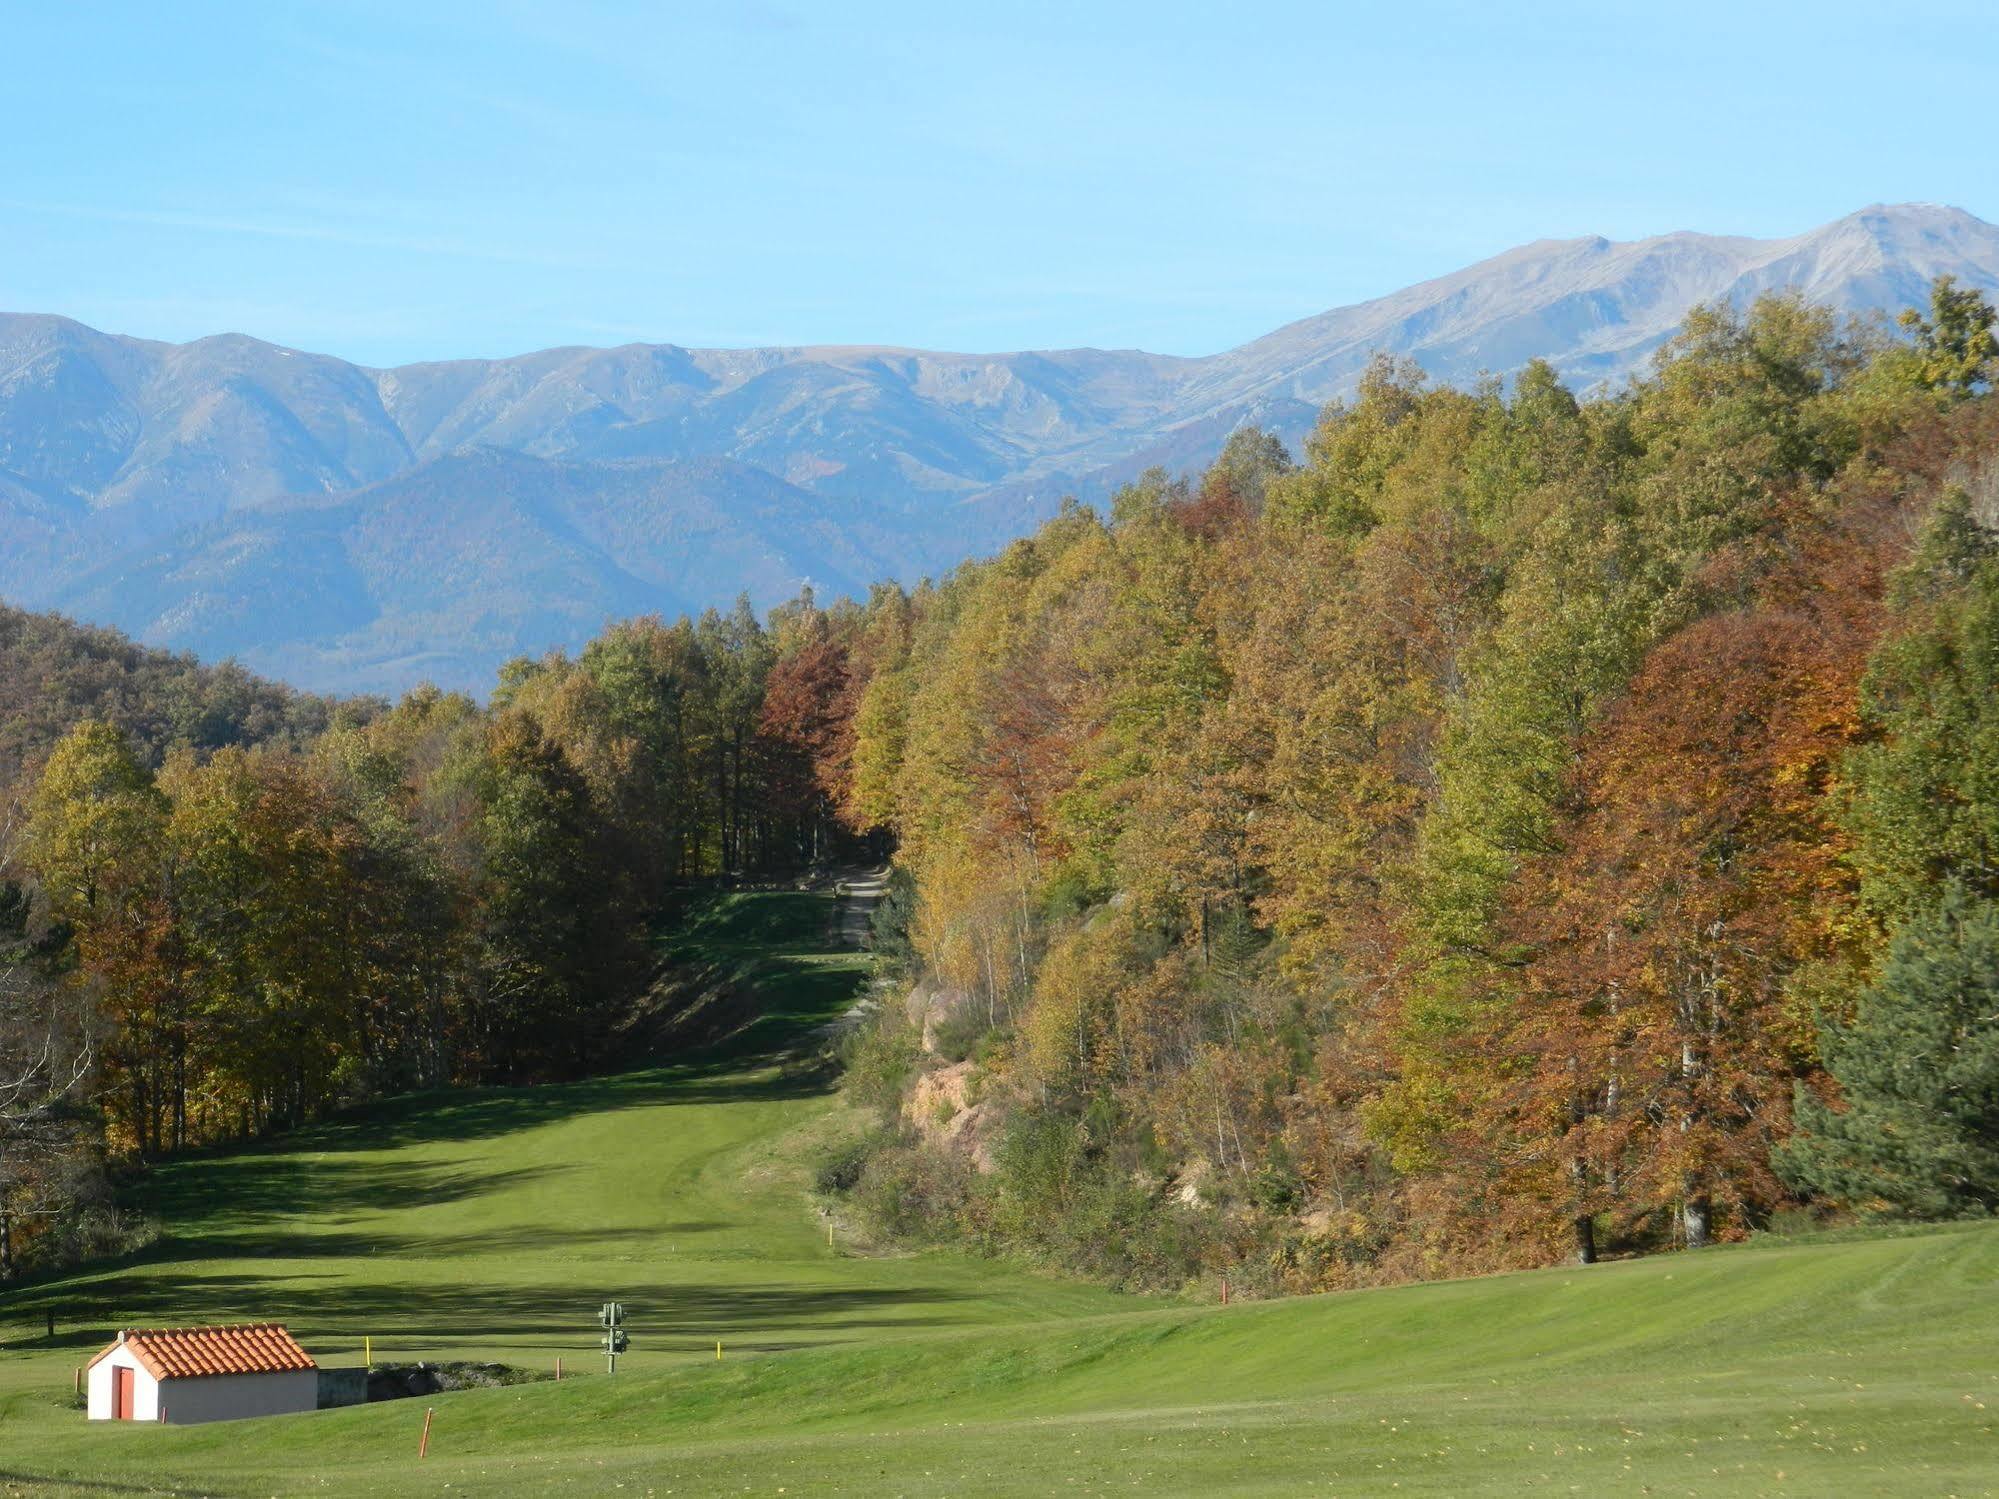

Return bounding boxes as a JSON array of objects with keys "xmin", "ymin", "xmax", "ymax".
[
  {"xmin": 38, "ymin": 1274, "xmax": 974, "ymax": 1352},
  {"xmin": 0, "ymin": 1473, "xmax": 203, "ymax": 1496},
  {"xmin": 117, "ymin": 890, "xmax": 869, "ymax": 1227},
  {"xmin": 0, "ymin": 887, "xmax": 882, "ymax": 1336},
  {"xmin": 655, "ymin": 886, "xmax": 838, "ymax": 961}
]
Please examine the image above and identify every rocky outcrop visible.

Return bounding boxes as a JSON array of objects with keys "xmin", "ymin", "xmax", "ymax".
[{"xmin": 903, "ymin": 1059, "xmax": 1001, "ymax": 1173}]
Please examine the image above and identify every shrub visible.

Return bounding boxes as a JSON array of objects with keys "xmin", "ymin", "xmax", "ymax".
[
  {"xmin": 812, "ymin": 1130, "xmax": 882, "ymax": 1195},
  {"xmin": 40, "ymin": 1202, "xmax": 161, "ymax": 1270},
  {"xmin": 1246, "ymin": 1136, "xmax": 1306, "ymax": 1212},
  {"xmin": 868, "ymin": 867, "xmax": 919, "ymax": 980},
  {"xmin": 928, "ymin": 1005, "xmax": 992, "ymax": 1064},
  {"xmin": 852, "ymin": 1141, "xmax": 971, "ymax": 1241},
  {"xmin": 841, "ymin": 1012, "xmax": 921, "ymax": 1121},
  {"xmin": 977, "ymin": 1103, "xmax": 1211, "ymax": 1289}
]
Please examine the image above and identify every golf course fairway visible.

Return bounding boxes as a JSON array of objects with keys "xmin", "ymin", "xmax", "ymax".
[{"xmin": 1, "ymin": 886, "xmax": 1994, "ymax": 1496}]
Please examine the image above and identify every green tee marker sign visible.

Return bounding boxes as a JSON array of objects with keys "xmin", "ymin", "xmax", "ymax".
[{"xmin": 598, "ymin": 1300, "xmax": 631, "ymax": 1373}]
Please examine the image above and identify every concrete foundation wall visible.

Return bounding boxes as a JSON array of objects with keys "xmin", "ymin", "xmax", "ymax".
[{"xmin": 316, "ymin": 1367, "xmax": 369, "ymax": 1409}]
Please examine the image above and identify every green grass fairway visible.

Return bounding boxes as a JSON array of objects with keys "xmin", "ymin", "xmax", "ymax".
[{"xmin": 3, "ymin": 887, "xmax": 1997, "ymax": 1496}]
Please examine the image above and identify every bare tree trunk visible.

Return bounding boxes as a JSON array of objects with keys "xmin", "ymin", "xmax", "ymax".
[
  {"xmin": 1014, "ymin": 884, "xmax": 1033, "ymax": 995},
  {"xmin": 1566, "ymin": 1057, "xmax": 1597, "ymax": 1264},
  {"xmin": 1572, "ymin": 1210, "xmax": 1597, "ymax": 1265},
  {"xmin": 172, "ymin": 1032, "xmax": 187, "ymax": 1152},
  {"xmin": 1682, "ymin": 1193, "xmax": 1711, "ymax": 1249},
  {"xmin": 980, "ymin": 934, "xmax": 999, "ymax": 1029},
  {"xmin": 1570, "ymin": 1146, "xmax": 1597, "ymax": 1264}
]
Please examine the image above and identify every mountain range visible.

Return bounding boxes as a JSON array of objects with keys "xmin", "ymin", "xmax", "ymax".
[{"xmin": 4, "ymin": 201, "xmax": 1997, "ymax": 694}]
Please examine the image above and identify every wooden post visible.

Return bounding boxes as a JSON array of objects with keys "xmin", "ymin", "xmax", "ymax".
[
  {"xmin": 418, "ymin": 1406, "xmax": 434, "ymax": 1460},
  {"xmin": 73, "ymin": 1367, "xmax": 80, "ymax": 1398},
  {"xmin": 1220, "ymin": 1276, "xmax": 1229, "ymax": 1306},
  {"xmin": 555, "ymin": 1356, "xmax": 562, "ymax": 1381}
]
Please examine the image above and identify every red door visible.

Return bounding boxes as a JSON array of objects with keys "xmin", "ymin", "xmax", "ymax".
[{"xmin": 113, "ymin": 1366, "xmax": 134, "ymax": 1420}]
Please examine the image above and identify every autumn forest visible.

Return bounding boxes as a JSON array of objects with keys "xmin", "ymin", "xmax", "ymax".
[{"xmin": 4, "ymin": 280, "xmax": 1998, "ymax": 1292}]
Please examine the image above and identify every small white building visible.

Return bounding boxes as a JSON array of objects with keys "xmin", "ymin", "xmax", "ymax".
[{"xmin": 86, "ymin": 1323, "xmax": 318, "ymax": 1425}]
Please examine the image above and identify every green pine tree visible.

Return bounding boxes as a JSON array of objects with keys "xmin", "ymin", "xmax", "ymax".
[{"xmin": 1778, "ymin": 889, "xmax": 1999, "ymax": 1218}]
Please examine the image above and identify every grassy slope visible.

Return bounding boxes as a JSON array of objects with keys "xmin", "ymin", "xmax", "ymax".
[{"xmin": 1, "ymin": 887, "xmax": 1996, "ymax": 1496}]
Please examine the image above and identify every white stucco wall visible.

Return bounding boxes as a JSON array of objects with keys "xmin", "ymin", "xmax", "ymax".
[
  {"xmin": 86, "ymin": 1344, "xmax": 160, "ymax": 1421},
  {"xmin": 87, "ymin": 1345, "xmax": 317, "ymax": 1424}
]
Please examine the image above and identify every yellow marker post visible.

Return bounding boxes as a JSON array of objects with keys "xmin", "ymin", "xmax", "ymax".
[
  {"xmin": 716, "ymin": 1340, "xmax": 722, "ymax": 1360},
  {"xmin": 365, "ymin": 1335, "xmax": 371, "ymax": 1367}
]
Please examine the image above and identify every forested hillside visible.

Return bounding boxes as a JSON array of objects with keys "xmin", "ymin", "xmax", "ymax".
[
  {"xmin": 0, "ymin": 605, "xmax": 345, "ymax": 790},
  {"xmin": 825, "ymin": 280, "xmax": 1999, "ymax": 1288},
  {"xmin": 0, "ymin": 615, "xmax": 349, "ymax": 1271},
  {"xmin": 0, "ymin": 596, "xmax": 861, "ymax": 1274},
  {"xmin": 4, "ymin": 279, "xmax": 1996, "ymax": 1293}
]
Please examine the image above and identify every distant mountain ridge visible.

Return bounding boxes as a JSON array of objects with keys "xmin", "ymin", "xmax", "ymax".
[{"xmin": 4, "ymin": 202, "xmax": 1996, "ymax": 692}]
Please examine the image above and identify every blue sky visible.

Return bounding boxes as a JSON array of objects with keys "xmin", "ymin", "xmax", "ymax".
[{"xmin": 3, "ymin": 1, "xmax": 1995, "ymax": 366}]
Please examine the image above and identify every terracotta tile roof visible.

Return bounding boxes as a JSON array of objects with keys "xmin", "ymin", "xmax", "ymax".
[{"xmin": 88, "ymin": 1323, "xmax": 317, "ymax": 1380}]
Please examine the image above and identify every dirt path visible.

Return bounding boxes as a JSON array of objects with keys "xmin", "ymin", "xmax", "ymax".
[
  {"xmin": 817, "ymin": 865, "xmax": 890, "ymax": 1040},
  {"xmin": 833, "ymin": 865, "xmax": 889, "ymax": 948}
]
